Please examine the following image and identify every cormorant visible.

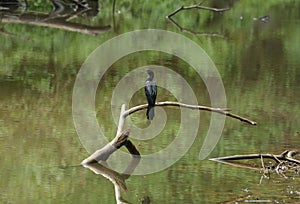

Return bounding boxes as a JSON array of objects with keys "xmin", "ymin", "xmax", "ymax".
[{"xmin": 144, "ymin": 69, "xmax": 157, "ymax": 120}]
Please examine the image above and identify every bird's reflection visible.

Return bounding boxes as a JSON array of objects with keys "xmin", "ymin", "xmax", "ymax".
[{"xmin": 83, "ymin": 156, "xmax": 142, "ymax": 204}]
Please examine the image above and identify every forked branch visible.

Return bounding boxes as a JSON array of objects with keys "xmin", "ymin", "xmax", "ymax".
[
  {"xmin": 84, "ymin": 101, "xmax": 256, "ymax": 166},
  {"xmin": 167, "ymin": 17, "xmax": 226, "ymax": 38},
  {"xmin": 166, "ymin": 2, "xmax": 230, "ymax": 37},
  {"xmin": 167, "ymin": 3, "xmax": 230, "ymax": 19},
  {"xmin": 81, "ymin": 129, "xmax": 140, "ymax": 165}
]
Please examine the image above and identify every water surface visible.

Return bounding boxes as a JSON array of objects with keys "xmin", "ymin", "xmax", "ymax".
[{"xmin": 1, "ymin": 0, "xmax": 300, "ymax": 203}]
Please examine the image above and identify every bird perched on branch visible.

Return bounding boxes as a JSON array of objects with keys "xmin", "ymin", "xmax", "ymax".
[{"xmin": 144, "ymin": 69, "xmax": 157, "ymax": 120}]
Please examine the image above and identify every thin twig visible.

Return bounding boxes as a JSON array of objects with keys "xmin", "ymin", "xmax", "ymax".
[
  {"xmin": 166, "ymin": 3, "xmax": 230, "ymax": 38},
  {"xmin": 259, "ymin": 155, "xmax": 270, "ymax": 184},
  {"xmin": 261, "ymin": 155, "xmax": 265, "ymax": 170},
  {"xmin": 167, "ymin": 4, "xmax": 230, "ymax": 19},
  {"xmin": 167, "ymin": 17, "xmax": 226, "ymax": 38},
  {"xmin": 112, "ymin": 0, "xmax": 116, "ymax": 15},
  {"xmin": 272, "ymin": 154, "xmax": 282, "ymax": 163}
]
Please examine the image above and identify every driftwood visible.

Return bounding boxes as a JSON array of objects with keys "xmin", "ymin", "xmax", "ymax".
[
  {"xmin": 166, "ymin": 2, "xmax": 230, "ymax": 37},
  {"xmin": 210, "ymin": 150, "xmax": 300, "ymax": 164},
  {"xmin": 83, "ymin": 101, "xmax": 256, "ymax": 166},
  {"xmin": 82, "ymin": 101, "xmax": 256, "ymax": 202},
  {"xmin": 81, "ymin": 129, "xmax": 140, "ymax": 165},
  {"xmin": 210, "ymin": 150, "xmax": 300, "ymax": 179}
]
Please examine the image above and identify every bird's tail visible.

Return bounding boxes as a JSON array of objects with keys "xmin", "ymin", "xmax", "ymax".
[{"xmin": 146, "ymin": 105, "xmax": 155, "ymax": 120}]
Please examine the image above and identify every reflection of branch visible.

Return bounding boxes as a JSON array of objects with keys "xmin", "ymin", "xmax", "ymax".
[
  {"xmin": 0, "ymin": 6, "xmax": 9, "ymax": 11},
  {"xmin": 82, "ymin": 128, "xmax": 142, "ymax": 203},
  {"xmin": 210, "ymin": 159, "xmax": 263, "ymax": 171},
  {"xmin": 1, "ymin": 12, "xmax": 111, "ymax": 35},
  {"xmin": 219, "ymin": 193, "xmax": 253, "ymax": 204},
  {"xmin": 83, "ymin": 157, "xmax": 141, "ymax": 204},
  {"xmin": 85, "ymin": 162, "xmax": 128, "ymax": 191},
  {"xmin": 0, "ymin": 28, "xmax": 31, "ymax": 41},
  {"xmin": 112, "ymin": 0, "xmax": 121, "ymax": 33},
  {"xmin": 112, "ymin": 0, "xmax": 116, "ymax": 16},
  {"xmin": 166, "ymin": 3, "xmax": 230, "ymax": 38}
]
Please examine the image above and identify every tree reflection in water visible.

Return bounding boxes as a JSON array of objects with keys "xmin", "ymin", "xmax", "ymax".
[
  {"xmin": 0, "ymin": 0, "xmax": 111, "ymax": 36},
  {"xmin": 83, "ymin": 157, "xmax": 143, "ymax": 204}
]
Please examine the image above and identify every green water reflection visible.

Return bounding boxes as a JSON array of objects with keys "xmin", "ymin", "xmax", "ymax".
[{"xmin": 1, "ymin": 0, "xmax": 300, "ymax": 203}]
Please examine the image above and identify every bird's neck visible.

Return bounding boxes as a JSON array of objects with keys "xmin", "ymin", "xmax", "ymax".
[
  {"xmin": 147, "ymin": 73, "xmax": 154, "ymax": 81},
  {"xmin": 147, "ymin": 76, "xmax": 153, "ymax": 81}
]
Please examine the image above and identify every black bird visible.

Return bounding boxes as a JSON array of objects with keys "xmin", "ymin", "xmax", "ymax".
[{"xmin": 144, "ymin": 69, "xmax": 157, "ymax": 120}]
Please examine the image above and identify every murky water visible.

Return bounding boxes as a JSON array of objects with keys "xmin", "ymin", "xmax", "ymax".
[{"xmin": 1, "ymin": 0, "xmax": 300, "ymax": 203}]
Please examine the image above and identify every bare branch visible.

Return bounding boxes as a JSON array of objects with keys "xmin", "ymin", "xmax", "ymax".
[
  {"xmin": 1, "ymin": 12, "xmax": 111, "ymax": 35},
  {"xmin": 210, "ymin": 150, "xmax": 300, "ymax": 165},
  {"xmin": 117, "ymin": 104, "xmax": 126, "ymax": 136},
  {"xmin": 123, "ymin": 101, "xmax": 257, "ymax": 125},
  {"xmin": 81, "ymin": 129, "xmax": 131, "ymax": 165},
  {"xmin": 167, "ymin": 17, "xmax": 226, "ymax": 38},
  {"xmin": 0, "ymin": 28, "xmax": 32, "ymax": 41},
  {"xmin": 167, "ymin": 3, "xmax": 230, "ymax": 19},
  {"xmin": 211, "ymin": 150, "xmax": 300, "ymax": 180},
  {"xmin": 166, "ymin": 3, "xmax": 230, "ymax": 38}
]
